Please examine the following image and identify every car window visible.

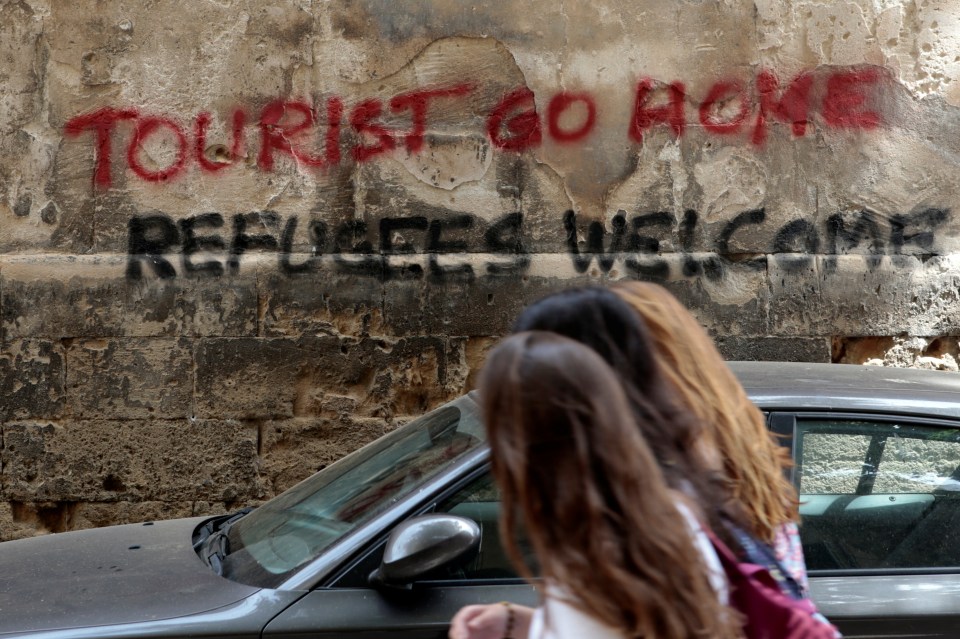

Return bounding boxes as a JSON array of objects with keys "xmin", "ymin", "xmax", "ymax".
[
  {"xmin": 332, "ymin": 470, "xmax": 530, "ymax": 587},
  {"xmin": 432, "ymin": 473, "xmax": 525, "ymax": 581},
  {"xmin": 797, "ymin": 418, "xmax": 960, "ymax": 572},
  {"xmin": 222, "ymin": 395, "xmax": 485, "ymax": 588}
]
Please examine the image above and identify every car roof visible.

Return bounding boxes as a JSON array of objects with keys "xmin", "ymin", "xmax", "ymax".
[{"xmin": 729, "ymin": 361, "xmax": 960, "ymax": 420}]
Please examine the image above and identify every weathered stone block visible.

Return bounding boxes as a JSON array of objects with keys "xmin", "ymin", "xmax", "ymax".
[
  {"xmin": 1, "ymin": 256, "xmax": 257, "ymax": 339},
  {"xmin": 0, "ymin": 500, "xmax": 200, "ymax": 541},
  {"xmin": 195, "ymin": 337, "xmax": 331, "ymax": 420},
  {"xmin": 0, "ymin": 340, "xmax": 65, "ymax": 421},
  {"xmin": 384, "ymin": 271, "xmax": 527, "ymax": 337},
  {"xmin": 68, "ymin": 501, "xmax": 197, "ymax": 532},
  {"xmin": 65, "ymin": 338, "xmax": 193, "ymax": 419},
  {"xmin": 195, "ymin": 335, "xmax": 453, "ymax": 420},
  {"xmin": 460, "ymin": 337, "xmax": 500, "ymax": 391},
  {"xmin": 2, "ymin": 420, "xmax": 260, "ymax": 503},
  {"xmin": 767, "ymin": 253, "xmax": 823, "ymax": 335},
  {"xmin": 895, "ymin": 256, "xmax": 960, "ymax": 336},
  {"xmin": 769, "ymin": 254, "xmax": 960, "ymax": 337},
  {"xmin": 376, "ymin": 253, "xmax": 772, "ymax": 338}
]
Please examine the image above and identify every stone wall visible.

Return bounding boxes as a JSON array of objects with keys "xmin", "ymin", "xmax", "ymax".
[{"xmin": 4, "ymin": 0, "xmax": 960, "ymax": 539}]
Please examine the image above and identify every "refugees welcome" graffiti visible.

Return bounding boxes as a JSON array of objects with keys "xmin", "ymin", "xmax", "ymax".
[{"xmin": 126, "ymin": 204, "xmax": 947, "ymax": 282}]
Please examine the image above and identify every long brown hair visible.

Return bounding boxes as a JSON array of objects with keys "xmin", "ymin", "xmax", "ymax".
[
  {"xmin": 481, "ymin": 332, "xmax": 739, "ymax": 639},
  {"xmin": 612, "ymin": 282, "xmax": 798, "ymax": 542}
]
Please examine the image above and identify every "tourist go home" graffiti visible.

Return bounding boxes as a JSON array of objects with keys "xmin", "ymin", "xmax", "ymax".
[{"xmin": 66, "ymin": 67, "xmax": 887, "ymax": 188}]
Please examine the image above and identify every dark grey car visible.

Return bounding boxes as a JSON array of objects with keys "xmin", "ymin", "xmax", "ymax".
[{"xmin": 3, "ymin": 362, "xmax": 960, "ymax": 638}]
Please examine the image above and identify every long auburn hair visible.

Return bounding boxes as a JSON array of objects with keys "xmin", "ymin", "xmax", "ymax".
[
  {"xmin": 612, "ymin": 282, "xmax": 798, "ymax": 542},
  {"xmin": 480, "ymin": 332, "xmax": 739, "ymax": 639},
  {"xmin": 511, "ymin": 286, "xmax": 745, "ymax": 540}
]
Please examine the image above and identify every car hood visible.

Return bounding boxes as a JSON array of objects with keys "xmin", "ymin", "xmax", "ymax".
[{"xmin": 0, "ymin": 517, "xmax": 260, "ymax": 635}]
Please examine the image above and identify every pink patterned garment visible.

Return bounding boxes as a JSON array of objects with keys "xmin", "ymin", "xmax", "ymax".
[{"xmin": 772, "ymin": 521, "xmax": 809, "ymax": 593}]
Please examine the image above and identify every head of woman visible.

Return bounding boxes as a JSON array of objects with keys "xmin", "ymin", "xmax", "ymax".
[
  {"xmin": 611, "ymin": 281, "xmax": 798, "ymax": 542},
  {"xmin": 480, "ymin": 331, "xmax": 737, "ymax": 639},
  {"xmin": 510, "ymin": 286, "xmax": 709, "ymax": 488}
]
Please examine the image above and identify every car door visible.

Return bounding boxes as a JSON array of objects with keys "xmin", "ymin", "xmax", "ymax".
[
  {"xmin": 262, "ymin": 470, "xmax": 539, "ymax": 639},
  {"xmin": 774, "ymin": 412, "xmax": 960, "ymax": 638}
]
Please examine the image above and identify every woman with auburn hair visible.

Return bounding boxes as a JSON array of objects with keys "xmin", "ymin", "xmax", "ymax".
[
  {"xmin": 611, "ymin": 281, "xmax": 806, "ymax": 588},
  {"xmin": 477, "ymin": 331, "xmax": 737, "ymax": 639}
]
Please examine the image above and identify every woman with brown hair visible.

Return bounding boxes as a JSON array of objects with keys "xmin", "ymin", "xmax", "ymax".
[{"xmin": 476, "ymin": 331, "xmax": 737, "ymax": 639}]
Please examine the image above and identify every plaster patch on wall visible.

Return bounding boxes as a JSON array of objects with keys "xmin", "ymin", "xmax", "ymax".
[
  {"xmin": 755, "ymin": 2, "xmax": 960, "ymax": 107},
  {"xmin": 354, "ymin": 154, "xmax": 511, "ymax": 223},
  {"xmin": 0, "ymin": 1, "xmax": 52, "ymax": 234},
  {"xmin": 754, "ymin": 0, "xmax": 795, "ymax": 58},
  {"xmin": 330, "ymin": 0, "xmax": 568, "ymax": 48},
  {"xmin": 605, "ymin": 137, "xmax": 684, "ymax": 232},
  {"xmin": 912, "ymin": 4, "xmax": 960, "ymax": 104},
  {"xmin": 0, "ymin": 1, "xmax": 45, "ymax": 134},
  {"xmin": 395, "ymin": 135, "xmax": 492, "ymax": 190},
  {"xmin": 693, "ymin": 146, "xmax": 767, "ymax": 221},
  {"xmin": 814, "ymin": 127, "xmax": 960, "ymax": 254},
  {"xmin": 876, "ymin": 4, "xmax": 907, "ymax": 71}
]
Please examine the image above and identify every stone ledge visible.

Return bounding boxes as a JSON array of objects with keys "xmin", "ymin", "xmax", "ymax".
[
  {"xmin": 1, "ymin": 254, "xmax": 257, "ymax": 340},
  {"xmin": 716, "ymin": 336, "xmax": 831, "ymax": 363}
]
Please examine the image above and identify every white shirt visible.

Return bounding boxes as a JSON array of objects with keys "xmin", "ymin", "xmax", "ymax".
[{"xmin": 529, "ymin": 591, "xmax": 624, "ymax": 639}]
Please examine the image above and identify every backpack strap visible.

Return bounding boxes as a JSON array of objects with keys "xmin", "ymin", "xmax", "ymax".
[{"xmin": 706, "ymin": 529, "xmax": 842, "ymax": 639}]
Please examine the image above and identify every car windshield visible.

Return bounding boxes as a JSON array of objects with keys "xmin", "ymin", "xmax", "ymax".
[{"xmin": 221, "ymin": 394, "xmax": 484, "ymax": 587}]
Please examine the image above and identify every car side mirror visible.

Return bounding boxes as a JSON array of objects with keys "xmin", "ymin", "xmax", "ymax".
[{"xmin": 370, "ymin": 514, "xmax": 481, "ymax": 590}]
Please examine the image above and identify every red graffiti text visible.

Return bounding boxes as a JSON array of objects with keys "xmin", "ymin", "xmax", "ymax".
[{"xmin": 64, "ymin": 67, "xmax": 887, "ymax": 188}]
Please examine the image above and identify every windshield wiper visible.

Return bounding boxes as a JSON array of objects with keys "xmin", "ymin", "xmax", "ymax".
[{"xmin": 198, "ymin": 507, "xmax": 253, "ymax": 575}]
